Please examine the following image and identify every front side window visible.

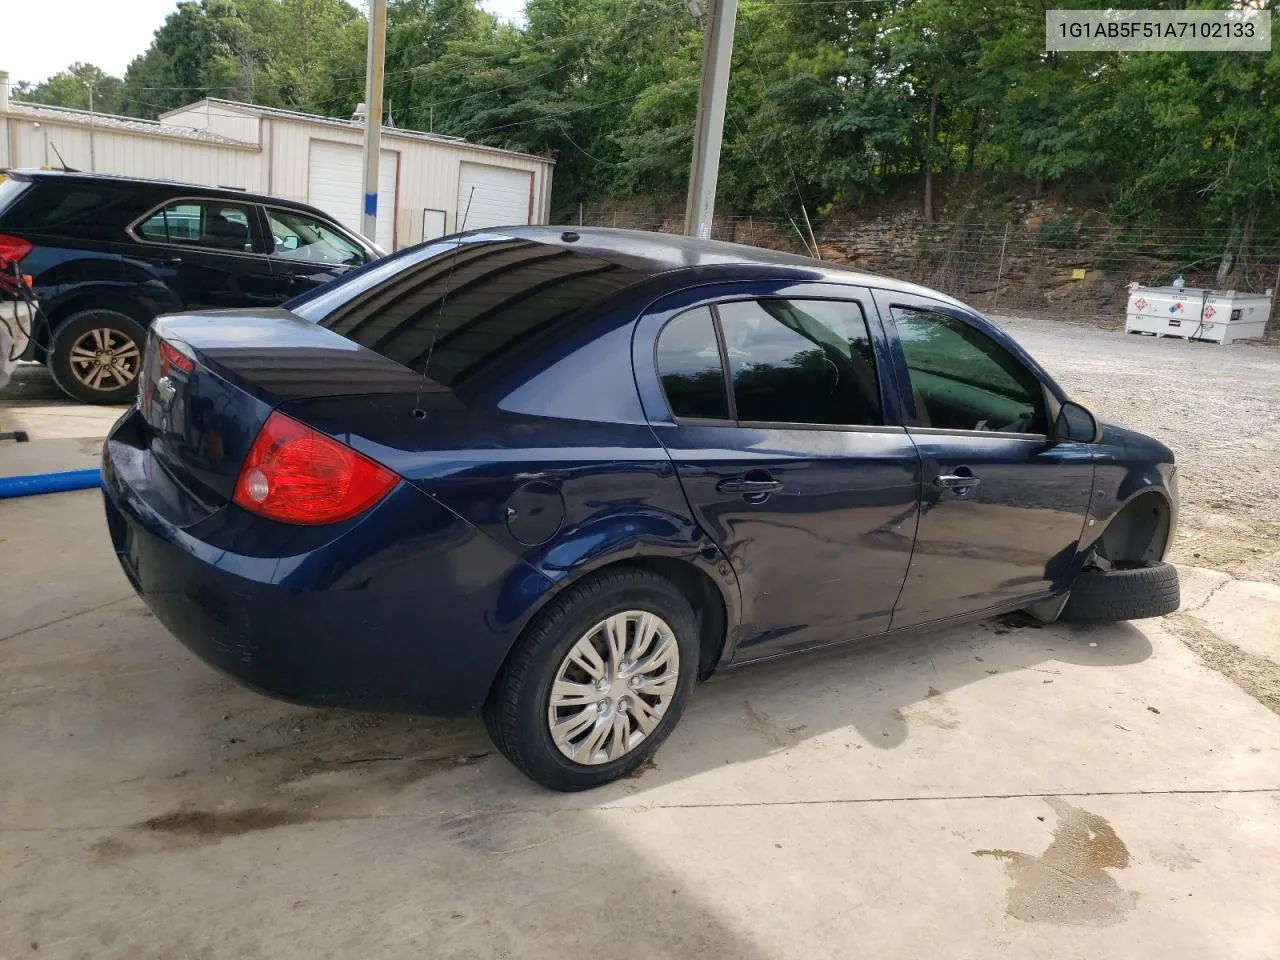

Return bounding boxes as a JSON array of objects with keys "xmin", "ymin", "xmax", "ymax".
[
  {"xmin": 892, "ymin": 307, "xmax": 1046, "ymax": 434},
  {"xmin": 656, "ymin": 306, "xmax": 730, "ymax": 420},
  {"xmin": 718, "ymin": 298, "xmax": 882, "ymax": 427},
  {"xmin": 267, "ymin": 208, "xmax": 367, "ymax": 266},
  {"xmin": 134, "ymin": 200, "xmax": 259, "ymax": 253}
]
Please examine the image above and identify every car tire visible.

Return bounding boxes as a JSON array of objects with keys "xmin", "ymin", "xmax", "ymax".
[
  {"xmin": 49, "ymin": 310, "xmax": 147, "ymax": 405},
  {"xmin": 484, "ymin": 568, "xmax": 699, "ymax": 791},
  {"xmin": 1060, "ymin": 561, "xmax": 1180, "ymax": 622}
]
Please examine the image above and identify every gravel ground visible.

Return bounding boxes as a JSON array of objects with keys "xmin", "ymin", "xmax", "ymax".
[{"xmin": 995, "ymin": 316, "xmax": 1280, "ymax": 585}]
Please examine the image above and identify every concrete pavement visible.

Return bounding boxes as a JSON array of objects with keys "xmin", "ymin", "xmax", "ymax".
[{"xmin": 1, "ymin": 488, "xmax": 1277, "ymax": 959}]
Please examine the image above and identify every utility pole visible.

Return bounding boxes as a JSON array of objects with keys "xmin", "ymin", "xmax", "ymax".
[
  {"xmin": 683, "ymin": 0, "xmax": 738, "ymax": 239},
  {"xmin": 85, "ymin": 82, "xmax": 96, "ymax": 173},
  {"xmin": 361, "ymin": 0, "xmax": 388, "ymax": 244}
]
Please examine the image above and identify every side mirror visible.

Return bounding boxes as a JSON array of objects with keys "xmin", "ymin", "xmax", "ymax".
[{"xmin": 1054, "ymin": 400, "xmax": 1101, "ymax": 444}]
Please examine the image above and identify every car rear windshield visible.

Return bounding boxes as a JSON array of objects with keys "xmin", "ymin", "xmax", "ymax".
[{"xmin": 307, "ymin": 237, "xmax": 644, "ymax": 387}]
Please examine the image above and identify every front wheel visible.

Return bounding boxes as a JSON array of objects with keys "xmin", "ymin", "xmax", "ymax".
[
  {"xmin": 484, "ymin": 568, "xmax": 699, "ymax": 791},
  {"xmin": 1060, "ymin": 561, "xmax": 1180, "ymax": 621},
  {"xmin": 49, "ymin": 310, "xmax": 147, "ymax": 405}
]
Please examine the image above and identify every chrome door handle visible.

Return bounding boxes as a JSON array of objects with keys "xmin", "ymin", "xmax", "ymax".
[
  {"xmin": 716, "ymin": 477, "xmax": 784, "ymax": 495},
  {"xmin": 935, "ymin": 474, "xmax": 981, "ymax": 490}
]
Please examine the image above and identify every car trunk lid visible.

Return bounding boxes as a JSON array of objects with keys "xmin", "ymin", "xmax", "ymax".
[{"xmin": 139, "ymin": 309, "xmax": 440, "ymax": 509}]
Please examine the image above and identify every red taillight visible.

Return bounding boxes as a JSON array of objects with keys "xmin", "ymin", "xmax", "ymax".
[
  {"xmin": 0, "ymin": 233, "xmax": 32, "ymax": 265},
  {"xmin": 157, "ymin": 338, "xmax": 193, "ymax": 376},
  {"xmin": 232, "ymin": 412, "xmax": 398, "ymax": 525}
]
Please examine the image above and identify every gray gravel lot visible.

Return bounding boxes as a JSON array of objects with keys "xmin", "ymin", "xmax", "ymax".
[{"xmin": 995, "ymin": 317, "xmax": 1280, "ymax": 583}]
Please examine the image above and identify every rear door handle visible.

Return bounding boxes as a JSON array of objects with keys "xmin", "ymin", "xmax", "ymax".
[
  {"xmin": 717, "ymin": 477, "xmax": 784, "ymax": 495},
  {"xmin": 163, "ymin": 257, "xmax": 182, "ymax": 267},
  {"xmin": 935, "ymin": 473, "xmax": 981, "ymax": 491}
]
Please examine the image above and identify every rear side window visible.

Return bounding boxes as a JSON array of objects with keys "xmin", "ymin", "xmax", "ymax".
[
  {"xmin": 656, "ymin": 307, "xmax": 730, "ymax": 420},
  {"xmin": 134, "ymin": 200, "xmax": 262, "ymax": 253},
  {"xmin": 718, "ymin": 299, "xmax": 882, "ymax": 427},
  {"xmin": 0, "ymin": 182, "xmax": 137, "ymax": 235},
  {"xmin": 317, "ymin": 239, "xmax": 642, "ymax": 387}
]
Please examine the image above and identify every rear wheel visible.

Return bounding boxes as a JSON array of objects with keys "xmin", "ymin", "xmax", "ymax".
[
  {"xmin": 484, "ymin": 568, "xmax": 698, "ymax": 791},
  {"xmin": 50, "ymin": 310, "xmax": 146, "ymax": 405}
]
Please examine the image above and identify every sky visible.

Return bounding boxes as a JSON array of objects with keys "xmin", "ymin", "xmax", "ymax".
[{"xmin": 5, "ymin": 0, "xmax": 529, "ymax": 88}]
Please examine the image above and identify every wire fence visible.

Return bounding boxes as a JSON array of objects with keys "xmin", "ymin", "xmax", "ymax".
[{"xmin": 575, "ymin": 206, "xmax": 1280, "ymax": 332}]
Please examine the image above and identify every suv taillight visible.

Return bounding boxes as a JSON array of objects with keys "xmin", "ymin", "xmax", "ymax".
[
  {"xmin": 0, "ymin": 233, "xmax": 32, "ymax": 265},
  {"xmin": 232, "ymin": 411, "xmax": 398, "ymax": 525}
]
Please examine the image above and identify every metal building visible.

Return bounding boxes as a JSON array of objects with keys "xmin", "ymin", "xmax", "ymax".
[{"xmin": 0, "ymin": 72, "xmax": 555, "ymax": 251}]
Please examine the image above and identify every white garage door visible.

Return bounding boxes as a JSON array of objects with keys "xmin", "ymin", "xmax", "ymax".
[
  {"xmin": 307, "ymin": 141, "xmax": 398, "ymax": 251},
  {"xmin": 456, "ymin": 162, "xmax": 533, "ymax": 231}
]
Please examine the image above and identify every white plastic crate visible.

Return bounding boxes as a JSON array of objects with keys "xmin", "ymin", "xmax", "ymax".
[{"xmin": 1125, "ymin": 284, "xmax": 1272, "ymax": 344}]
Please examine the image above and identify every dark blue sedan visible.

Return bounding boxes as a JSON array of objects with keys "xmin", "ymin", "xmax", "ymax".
[{"xmin": 102, "ymin": 228, "xmax": 1179, "ymax": 790}]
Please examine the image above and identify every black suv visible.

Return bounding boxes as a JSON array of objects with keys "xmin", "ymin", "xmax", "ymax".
[{"xmin": 0, "ymin": 170, "xmax": 381, "ymax": 403}]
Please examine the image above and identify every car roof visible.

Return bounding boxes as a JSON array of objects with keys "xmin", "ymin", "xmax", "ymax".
[
  {"xmin": 4, "ymin": 168, "xmax": 331, "ymax": 217},
  {"xmin": 496, "ymin": 226, "xmax": 966, "ymax": 306}
]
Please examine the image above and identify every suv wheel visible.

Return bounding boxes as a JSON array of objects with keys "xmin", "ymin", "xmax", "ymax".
[{"xmin": 50, "ymin": 310, "xmax": 147, "ymax": 405}]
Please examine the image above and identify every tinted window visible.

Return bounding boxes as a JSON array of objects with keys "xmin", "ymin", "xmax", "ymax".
[
  {"xmin": 718, "ymin": 298, "xmax": 881, "ymax": 426},
  {"xmin": 318, "ymin": 239, "xmax": 642, "ymax": 386},
  {"xmin": 656, "ymin": 307, "xmax": 730, "ymax": 420},
  {"xmin": 892, "ymin": 307, "xmax": 1046, "ymax": 434},
  {"xmin": 0, "ymin": 178, "xmax": 31, "ymax": 220},
  {"xmin": 267, "ymin": 208, "xmax": 366, "ymax": 265},
  {"xmin": 1, "ymin": 181, "xmax": 136, "ymax": 234},
  {"xmin": 135, "ymin": 200, "xmax": 260, "ymax": 253}
]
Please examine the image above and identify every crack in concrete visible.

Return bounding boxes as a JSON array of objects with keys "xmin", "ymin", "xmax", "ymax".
[
  {"xmin": 4, "ymin": 786, "xmax": 1277, "ymax": 834},
  {"xmin": 1184, "ymin": 573, "xmax": 1235, "ymax": 614},
  {"xmin": 0, "ymin": 595, "xmax": 136, "ymax": 645}
]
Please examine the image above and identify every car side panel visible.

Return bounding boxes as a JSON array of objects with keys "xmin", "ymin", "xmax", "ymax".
[
  {"xmin": 282, "ymin": 393, "xmax": 743, "ymax": 663},
  {"xmin": 1080, "ymin": 423, "xmax": 1178, "ymax": 557}
]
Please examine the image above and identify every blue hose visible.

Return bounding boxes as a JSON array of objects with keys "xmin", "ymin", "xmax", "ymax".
[{"xmin": 0, "ymin": 468, "xmax": 104, "ymax": 499}]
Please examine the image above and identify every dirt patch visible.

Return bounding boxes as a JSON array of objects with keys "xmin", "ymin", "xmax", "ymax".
[
  {"xmin": 742, "ymin": 700, "xmax": 807, "ymax": 749},
  {"xmin": 1163, "ymin": 613, "xmax": 1280, "ymax": 716},
  {"xmin": 975, "ymin": 797, "xmax": 1137, "ymax": 925}
]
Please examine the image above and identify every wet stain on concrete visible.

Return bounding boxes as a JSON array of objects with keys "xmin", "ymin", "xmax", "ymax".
[
  {"xmin": 87, "ymin": 835, "xmax": 132, "ymax": 864},
  {"xmin": 138, "ymin": 807, "xmax": 317, "ymax": 841},
  {"xmin": 742, "ymin": 700, "xmax": 807, "ymax": 748},
  {"xmin": 974, "ymin": 798, "xmax": 1137, "ymax": 924}
]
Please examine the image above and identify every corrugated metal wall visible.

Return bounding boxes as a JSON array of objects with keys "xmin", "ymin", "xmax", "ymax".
[
  {"xmin": 4, "ymin": 118, "xmax": 263, "ymax": 191},
  {"xmin": 267, "ymin": 118, "xmax": 554, "ymax": 250},
  {"xmin": 0, "ymin": 103, "xmax": 555, "ymax": 251},
  {"xmin": 163, "ymin": 104, "xmax": 262, "ymax": 145}
]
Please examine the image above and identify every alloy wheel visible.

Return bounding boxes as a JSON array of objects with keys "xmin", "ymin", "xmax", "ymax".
[{"xmin": 68, "ymin": 327, "xmax": 141, "ymax": 392}]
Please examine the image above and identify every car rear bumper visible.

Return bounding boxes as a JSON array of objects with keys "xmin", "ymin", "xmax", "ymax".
[{"xmin": 102, "ymin": 412, "xmax": 553, "ymax": 716}]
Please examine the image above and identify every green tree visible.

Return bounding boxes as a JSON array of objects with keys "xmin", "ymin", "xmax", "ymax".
[{"xmin": 13, "ymin": 63, "xmax": 124, "ymax": 114}]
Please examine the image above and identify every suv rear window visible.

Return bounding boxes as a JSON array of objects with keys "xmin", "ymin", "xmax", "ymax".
[{"xmin": 312, "ymin": 238, "xmax": 642, "ymax": 387}]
